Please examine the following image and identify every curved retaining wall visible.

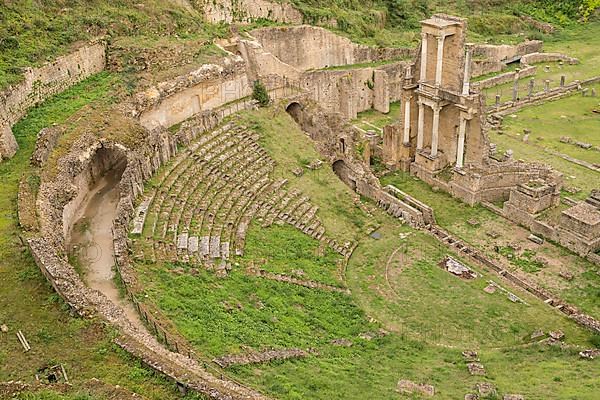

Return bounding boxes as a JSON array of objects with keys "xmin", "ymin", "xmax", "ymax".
[
  {"xmin": 0, "ymin": 42, "xmax": 106, "ymax": 161},
  {"xmin": 28, "ymin": 124, "xmax": 271, "ymax": 399}
]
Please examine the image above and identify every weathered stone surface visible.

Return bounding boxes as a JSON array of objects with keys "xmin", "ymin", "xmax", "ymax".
[
  {"xmin": 503, "ymin": 395, "xmax": 525, "ymax": 400},
  {"xmin": 213, "ymin": 348, "xmax": 313, "ymax": 368},
  {"xmin": 579, "ymin": 349, "xmax": 600, "ymax": 360},
  {"xmin": 397, "ymin": 380, "xmax": 435, "ymax": 397},
  {"xmin": 476, "ymin": 382, "xmax": 497, "ymax": 397},
  {"xmin": 467, "ymin": 362, "xmax": 486, "ymax": 376},
  {"xmin": 0, "ymin": 123, "xmax": 18, "ymax": 160}
]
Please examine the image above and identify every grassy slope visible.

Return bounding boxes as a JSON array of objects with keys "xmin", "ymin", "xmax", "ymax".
[
  {"xmin": 0, "ymin": 73, "xmax": 196, "ymax": 399},
  {"xmin": 136, "ymin": 107, "xmax": 600, "ymax": 399},
  {"xmin": 381, "ymin": 172, "xmax": 600, "ymax": 320},
  {"xmin": 0, "ymin": 0, "xmax": 225, "ymax": 89}
]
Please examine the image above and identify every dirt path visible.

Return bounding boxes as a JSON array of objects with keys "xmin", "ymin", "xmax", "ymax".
[{"xmin": 70, "ymin": 171, "xmax": 143, "ymax": 329}]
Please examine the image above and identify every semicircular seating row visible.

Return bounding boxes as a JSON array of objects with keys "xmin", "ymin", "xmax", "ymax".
[{"xmin": 131, "ymin": 120, "xmax": 352, "ymax": 275}]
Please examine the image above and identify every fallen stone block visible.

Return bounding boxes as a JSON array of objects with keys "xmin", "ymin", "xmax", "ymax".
[
  {"xmin": 559, "ymin": 270, "xmax": 574, "ymax": 281},
  {"xmin": 397, "ymin": 380, "xmax": 435, "ymax": 397},
  {"xmin": 549, "ymin": 330, "xmax": 565, "ymax": 340},
  {"xmin": 467, "ymin": 362, "xmax": 486, "ymax": 376},
  {"xmin": 579, "ymin": 349, "xmax": 600, "ymax": 360},
  {"xmin": 527, "ymin": 234, "xmax": 544, "ymax": 245},
  {"xmin": 462, "ymin": 350, "xmax": 478, "ymax": 361},
  {"xmin": 476, "ymin": 382, "xmax": 497, "ymax": 397},
  {"xmin": 504, "ymin": 395, "xmax": 525, "ymax": 400}
]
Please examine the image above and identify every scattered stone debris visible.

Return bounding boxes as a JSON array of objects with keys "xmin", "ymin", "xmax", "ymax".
[
  {"xmin": 291, "ymin": 167, "xmax": 304, "ymax": 177},
  {"xmin": 330, "ymin": 338, "xmax": 353, "ymax": 347},
  {"xmin": 483, "ymin": 284, "xmax": 497, "ymax": 294},
  {"xmin": 507, "ymin": 242, "xmax": 521, "ymax": 251},
  {"xmin": 370, "ymin": 231, "xmax": 382, "ymax": 240},
  {"xmin": 396, "ymin": 380, "xmax": 435, "ymax": 397},
  {"xmin": 549, "ymin": 330, "xmax": 565, "ymax": 341},
  {"xmin": 530, "ymin": 329, "xmax": 545, "ymax": 340},
  {"xmin": 527, "ymin": 234, "xmax": 544, "ymax": 245},
  {"xmin": 564, "ymin": 186, "xmax": 581, "ymax": 194},
  {"xmin": 462, "ymin": 350, "xmax": 479, "ymax": 361},
  {"xmin": 486, "ymin": 281, "xmax": 528, "ymax": 305},
  {"xmin": 307, "ymin": 159, "xmax": 323, "ymax": 170},
  {"xmin": 464, "ymin": 394, "xmax": 479, "ymax": 400},
  {"xmin": 579, "ymin": 349, "xmax": 600, "ymax": 360},
  {"xmin": 486, "ymin": 231, "xmax": 500, "ymax": 239},
  {"xmin": 503, "ymin": 395, "xmax": 525, "ymax": 400},
  {"xmin": 467, "ymin": 362, "xmax": 486, "ymax": 376},
  {"xmin": 0, "ymin": 324, "xmax": 8, "ymax": 333},
  {"xmin": 213, "ymin": 348, "xmax": 314, "ymax": 368},
  {"xmin": 439, "ymin": 256, "xmax": 479, "ymax": 279},
  {"xmin": 476, "ymin": 382, "xmax": 497, "ymax": 397},
  {"xmin": 358, "ymin": 329, "xmax": 389, "ymax": 341},
  {"xmin": 559, "ymin": 270, "xmax": 574, "ymax": 281},
  {"xmin": 467, "ymin": 218, "xmax": 479, "ymax": 226}
]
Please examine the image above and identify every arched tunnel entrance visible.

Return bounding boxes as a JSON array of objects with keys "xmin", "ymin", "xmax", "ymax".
[
  {"xmin": 67, "ymin": 145, "xmax": 141, "ymax": 325},
  {"xmin": 286, "ymin": 101, "xmax": 303, "ymax": 125},
  {"xmin": 332, "ymin": 159, "xmax": 357, "ymax": 192}
]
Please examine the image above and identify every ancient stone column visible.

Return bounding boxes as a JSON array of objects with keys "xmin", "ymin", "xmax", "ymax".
[
  {"xmin": 560, "ymin": 75, "xmax": 566, "ymax": 87},
  {"xmin": 403, "ymin": 97, "xmax": 411, "ymax": 145},
  {"xmin": 417, "ymin": 101, "xmax": 425, "ymax": 150},
  {"xmin": 462, "ymin": 45, "xmax": 472, "ymax": 96},
  {"xmin": 431, "ymin": 104, "xmax": 441, "ymax": 157},
  {"xmin": 456, "ymin": 115, "xmax": 467, "ymax": 168},
  {"xmin": 544, "ymin": 80, "xmax": 550, "ymax": 92},
  {"xmin": 512, "ymin": 72, "xmax": 519, "ymax": 102},
  {"xmin": 435, "ymin": 35, "xmax": 445, "ymax": 87},
  {"xmin": 420, "ymin": 33, "xmax": 428, "ymax": 81},
  {"xmin": 383, "ymin": 124, "xmax": 402, "ymax": 166},
  {"xmin": 495, "ymin": 94, "xmax": 501, "ymax": 107},
  {"xmin": 528, "ymin": 78, "xmax": 535, "ymax": 97}
]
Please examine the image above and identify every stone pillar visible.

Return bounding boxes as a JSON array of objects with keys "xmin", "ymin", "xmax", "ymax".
[
  {"xmin": 420, "ymin": 33, "xmax": 428, "ymax": 81},
  {"xmin": 363, "ymin": 140, "xmax": 371, "ymax": 164},
  {"xmin": 0, "ymin": 123, "xmax": 18, "ymax": 160},
  {"xmin": 373, "ymin": 70, "xmax": 390, "ymax": 113},
  {"xmin": 528, "ymin": 78, "xmax": 535, "ymax": 97},
  {"xmin": 431, "ymin": 104, "xmax": 441, "ymax": 157},
  {"xmin": 462, "ymin": 45, "xmax": 472, "ymax": 96},
  {"xmin": 435, "ymin": 35, "xmax": 445, "ymax": 87},
  {"xmin": 512, "ymin": 72, "xmax": 519, "ymax": 102},
  {"xmin": 417, "ymin": 101, "xmax": 425, "ymax": 150},
  {"xmin": 456, "ymin": 115, "xmax": 467, "ymax": 168},
  {"xmin": 544, "ymin": 80, "xmax": 550, "ymax": 92},
  {"xmin": 383, "ymin": 124, "xmax": 403, "ymax": 166},
  {"xmin": 403, "ymin": 97, "xmax": 411, "ymax": 144},
  {"xmin": 560, "ymin": 75, "xmax": 566, "ymax": 87},
  {"xmin": 495, "ymin": 94, "xmax": 501, "ymax": 107},
  {"xmin": 592, "ymin": 88, "xmax": 597, "ymax": 97}
]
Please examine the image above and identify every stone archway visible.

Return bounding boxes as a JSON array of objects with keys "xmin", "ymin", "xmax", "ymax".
[
  {"xmin": 332, "ymin": 159, "xmax": 357, "ymax": 191},
  {"xmin": 286, "ymin": 101, "xmax": 303, "ymax": 125}
]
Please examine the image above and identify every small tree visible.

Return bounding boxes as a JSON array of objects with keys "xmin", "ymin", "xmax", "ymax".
[{"xmin": 252, "ymin": 80, "xmax": 270, "ymax": 107}]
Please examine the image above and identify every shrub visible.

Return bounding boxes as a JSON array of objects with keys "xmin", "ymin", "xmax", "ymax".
[{"xmin": 252, "ymin": 80, "xmax": 270, "ymax": 107}]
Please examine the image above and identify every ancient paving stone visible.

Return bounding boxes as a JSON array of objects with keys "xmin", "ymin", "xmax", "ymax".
[
  {"xmin": 396, "ymin": 380, "xmax": 435, "ymax": 397},
  {"xmin": 200, "ymin": 236, "xmax": 210, "ymax": 257},
  {"xmin": 188, "ymin": 236, "xmax": 199, "ymax": 254},
  {"xmin": 176, "ymin": 233, "xmax": 188, "ymax": 250},
  {"xmin": 467, "ymin": 362, "xmax": 486, "ymax": 376}
]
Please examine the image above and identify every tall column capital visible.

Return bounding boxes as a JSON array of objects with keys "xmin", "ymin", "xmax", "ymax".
[
  {"xmin": 436, "ymin": 34, "xmax": 445, "ymax": 43},
  {"xmin": 421, "ymin": 32, "xmax": 428, "ymax": 40}
]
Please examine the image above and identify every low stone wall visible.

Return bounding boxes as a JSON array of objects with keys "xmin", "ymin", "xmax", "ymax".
[
  {"xmin": 493, "ymin": 75, "xmax": 600, "ymax": 115},
  {"xmin": 471, "ymin": 40, "xmax": 542, "ymax": 78},
  {"xmin": 520, "ymin": 52, "xmax": 579, "ymax": 66},
  {"xmin": 0, "ymin": 41, "xmax": 106, "ymax": 161},
  {"xmin": 472, "ymin": 65, "xmax": 537, "ymax": 90}
]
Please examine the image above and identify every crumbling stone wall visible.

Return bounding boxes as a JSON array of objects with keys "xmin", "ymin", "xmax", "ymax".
[
  {"xmin": 198, "ymin": 0, "xmax": 303, "ymax": 24},
  {"xmin": 0, "ymin": 42, "xmax": 106, "ymax": 161},
  {"xmin": 471, "ymin": 40, "xmax": 542, "ymax": 77},
  {"xmin": 132, "ymin": 56, "xmax": 251, "ymax": 131},
  {"xmin": 249, "ymin": 26, "xmax": 413, "ymax": 71}
]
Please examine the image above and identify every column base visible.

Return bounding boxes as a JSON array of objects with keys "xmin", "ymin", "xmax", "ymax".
[{"xmin": 414, "ymin": 149, "xmax": 446, "ymax": 173}]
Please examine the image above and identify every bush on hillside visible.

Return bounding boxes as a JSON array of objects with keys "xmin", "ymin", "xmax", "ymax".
[{"xmin": 252, "ymin": 80, "xmax": 270, "ymax": 107}]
